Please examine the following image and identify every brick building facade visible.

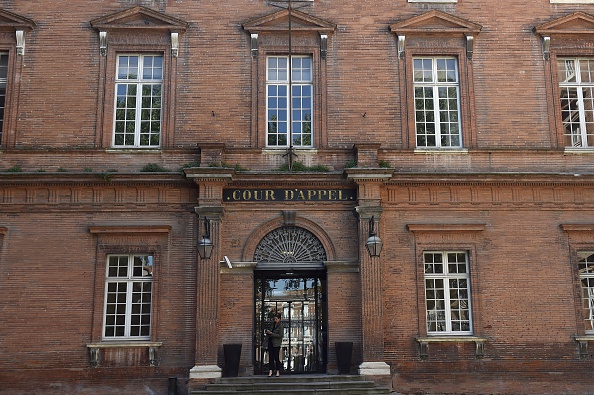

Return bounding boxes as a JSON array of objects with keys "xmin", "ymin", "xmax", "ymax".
[{"xmin": 1, "ymin": 0, "xmax": 594, "ymax": 394}]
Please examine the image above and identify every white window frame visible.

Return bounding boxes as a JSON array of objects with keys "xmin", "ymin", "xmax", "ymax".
[
  {"xmin": 266, "ymin": 55, "xmax": 314, "ymax": 148},
  {"xmin": 424, "ymin": 251, "xmax": 473, "ymax": 335},
  {"xmin": 0, "ymin": 52, "xmax": 8, "ymax": 145},
  {"xmin": 577, "ymin": 251, "xmax": 594, "ymax": 333},
  {"xmin": 413, "ymin": 56, "xmax": 462, "ymax": 148},
  {"xmin": 558, "ymin": 58, "xmax": 594, "ymax": 148},
  {"xmin": 113, "ymin": 54, "xmax": 163, "ymax": 148},
  {"xmin": 550, "ymin": 0, "xmax": 594, "ymax": 3},
  {"xmin": 103, "ymin": 254, "xmax": 154, "ymax": 340}
]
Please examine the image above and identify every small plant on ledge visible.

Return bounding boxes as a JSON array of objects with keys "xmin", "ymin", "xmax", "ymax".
[
  {"xmin": 344, "ymin": 160, "xmax": 358, "ymax": 169},
  {"xmin": 6, "ymin": 165, "xmax": 22, "ymax": 172},
  {"xmin": 97, "ymin": 170, "xmax": 117, "ymax": 182},
  {"xmin": 141, "ymin": 163, "xmax": 171, "ymax": 172},
  {"xmin": 179, "ymin": 162, "xmax": 201, "ymax": 172},
  {"xmin": 208, "ymin": 161, "xmax": 249, "ymax": 171},
  {"xmin": 276, "ymin": 161, "xmax": 330, "ymax": 172}
]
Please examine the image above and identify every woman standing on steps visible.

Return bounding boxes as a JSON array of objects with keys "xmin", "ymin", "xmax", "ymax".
[{"xmin": 266, "ymin": 312, "xmax": 284, "ymax": 377}]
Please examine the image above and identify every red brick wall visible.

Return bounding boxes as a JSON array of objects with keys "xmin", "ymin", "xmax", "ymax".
[{"xmin": 2, "ymin": 1, "xmax": 594, "ymax": 394}]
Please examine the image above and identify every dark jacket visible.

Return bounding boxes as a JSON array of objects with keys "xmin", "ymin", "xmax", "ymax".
[{"xmin": 268, "ymin": 321, "xmax": 284, "ymax": 348}]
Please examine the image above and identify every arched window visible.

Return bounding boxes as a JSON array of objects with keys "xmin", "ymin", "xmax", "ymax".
[{"xmin": 254, "ymin": 226, "xmax": 327, "ymax": 264}]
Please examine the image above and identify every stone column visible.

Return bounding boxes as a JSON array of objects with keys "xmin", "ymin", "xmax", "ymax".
[
  {"xmin": 190, "ymin": 207, "xmax": 224, "ymax": 379},
  {"xmin": 185, "ymin": 168, "xmax": 233, "ymax": 381},
  {"xmin": 346, "ymin": 168, "xmax": 392, "ymax": 377}
]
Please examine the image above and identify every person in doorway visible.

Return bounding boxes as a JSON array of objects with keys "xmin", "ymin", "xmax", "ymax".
[{"xmin": 266, "ymin": 312, "xmax": 284, "ymax": 377}]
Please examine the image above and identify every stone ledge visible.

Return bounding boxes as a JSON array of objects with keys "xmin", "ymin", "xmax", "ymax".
[
  {"xmin": 86, "ymin": 342, "xmax": 163, "ymax": 367},
  {"xmin": 573, "ymin": 335, "xmax": 594, "ymax": 358},
  {"xmin": 415, "ymin": 336, "xmax": 487, "ymax": 359},
  {"xmin": 358, "ymin": 361, "xmax": 391, "ymax": 376},
  {"xmin": 189, "ymin": 364, "xmax": 222, "ymax": 379}
]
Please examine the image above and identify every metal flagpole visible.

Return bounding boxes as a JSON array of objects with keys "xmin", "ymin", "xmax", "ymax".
[{"xmin": 268, "ymin": 0, "xmax": 312, "ymax": 170}]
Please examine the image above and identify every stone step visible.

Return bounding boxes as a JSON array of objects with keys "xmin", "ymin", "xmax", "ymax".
[{"xmin": 191, "ymin": 375, "xmax": 395, "ymax": 395}]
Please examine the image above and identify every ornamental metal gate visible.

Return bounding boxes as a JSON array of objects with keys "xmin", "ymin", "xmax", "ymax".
[{"xmin": 253, "ymin": 226, "xmax": 328, "ymax": 375}]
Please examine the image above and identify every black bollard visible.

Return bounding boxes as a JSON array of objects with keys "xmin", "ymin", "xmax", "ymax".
[{"xmin": 168, "ymin": 377, "xmax": 177, "ymax": 395}]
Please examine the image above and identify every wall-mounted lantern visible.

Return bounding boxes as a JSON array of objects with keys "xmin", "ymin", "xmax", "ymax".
[
  {"xmin": 197, "ymin": 217, "xmax": 214, "ymax": 259},
  {"xmin": 365, "ymin": 215, "xmax": 383, "ymax": 258}
]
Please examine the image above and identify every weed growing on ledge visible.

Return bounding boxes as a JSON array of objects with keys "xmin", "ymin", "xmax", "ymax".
[
  {"xmin": 344, "ymin": 160, "xmax": 358, "ymax": 168},
  {"xmin": 208, "ymin": 161, "xmax": 249, "ymax": 171},
  {"xmin": 97, "ymin": 170, "xmax": 118, "ymax": 182},
  {"xmin": 179, "ymin": 162, "xmax": 201, "ymax": 172},
  {"xmin": 6, "ymin": 166, "xmax": 22, "ymax": 172},
  {"xmin": 276, "ymin": 161, "xmax": 330, "ymax": 172},
  {"xmin": 141, "ymin": 163, "xmax": 171, "ymax": 172}
]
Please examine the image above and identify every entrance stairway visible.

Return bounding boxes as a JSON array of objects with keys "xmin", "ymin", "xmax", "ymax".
[{"xmin": 190, "ymin": 374, "xmax": 395, "ymax": 395}]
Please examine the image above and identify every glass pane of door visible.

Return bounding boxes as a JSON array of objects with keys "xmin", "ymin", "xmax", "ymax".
[{"xmin": 254, "ymin": 272, "xmax": 327, "ymax": 374}]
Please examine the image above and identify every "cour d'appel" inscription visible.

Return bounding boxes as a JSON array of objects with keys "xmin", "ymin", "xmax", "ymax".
[{"xmin": 223, "ymin": 188, "xmax": 357, "ymax": 202}]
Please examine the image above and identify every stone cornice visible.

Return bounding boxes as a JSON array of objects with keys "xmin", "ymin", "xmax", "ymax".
[
  {"xmin": 0, "ymin": 172, "xmax": 188, "ymax": 186},
  {"xmin": 89, "ymin": 225, "xmax": 172, "ymax": 234},
  {"xmin": 184, "ymin": 167, "xmax": 235, "ymax": 183},
  {"xmin": 345, "ymin": 168, "xmax": 394, "ymax": 183},
  {"xmin": 561, "ymin": 224, "xmax": 594, "ymax": 232},
  {"xmin": 534, "ymin": 12, "xmax": 594, "ymax": 36},
  {"xmin": 90, "ymin": 6, "xmax": 188, "ymax": 33},
  {"xmin": 407, "ymin": 224, "xmax": 487, "ymax": 233},
  {"xmin": 0, "ymin": 8, "xmax": 36, "ymax": 31},
  {"xmin": 390, "ymin": 10, "xmax": 482, "ymax": 36},
  {"xmin": 388, "ymin": 172, "xmax": 594, "ymax": 186},
  {"xmin": 242, "ymin": 8, "xmax": 337, "ymax": 34},
  {"xmin": 87, "ymin": 342, "xmax": 163, "ymax": 348},
  {"xmin": 223, "ymin": 171, "xmax": 345, "ymax": 187}
]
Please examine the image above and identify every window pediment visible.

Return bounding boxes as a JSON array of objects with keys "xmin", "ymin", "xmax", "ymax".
[
  {"xmin": 242, "ymin": 9, "xmax": 336, "ymax": 34},
  {"xmin": 390, "ymin": 10, "xmax": 481, "ymax": 36},
  {"xmin": 0, "ymin": 9, "xmax": 35, "ymax": 31},
  {"xmin": 90, "ymin": 6, "xmax": 188, "ymax": 33},
  {"xmin": 535, "ymin": 12, "xmax": 594, "ymax": 36}
]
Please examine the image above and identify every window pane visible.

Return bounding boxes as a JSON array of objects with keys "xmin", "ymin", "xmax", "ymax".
[
  {"xmin": 558, "ymin": 59, "xmax": 577, "ymax": 83},
  {"xmin": 143, "ymin": 55, "xmax": 163, "ymax": 80},
  {"xmin": 424, "ymin": 251, "xmax": 472, "ymax": 334},
  {"xmin": 266, "ymin": 56, "xmax": 313, "ymax": 147},
  {"xmin": 559, "ymin": 58, "xmax": 594, "ymax": 148},
  {"xmin": 114, "ymin": 55, "xmax": 163, "ymax": 147},
  {"xmin": 103, "ymin": 255, "xmax": 154, "ymax": 339},
  {"xmin": 578, "ymin": 252, "xmax": 594, "ymax": 332},
  {"xmin": 414, "ymin": 57, "xmax": 461, "ymax": 148},
  {"xmin": 117, "ymin": 56, "xmax": 139, "ymax": 80},
  {"xmin": 0, "ymin": 52, "xmax": 7, "ymax": 142},
  {"xmin": 580, "ymin": 59, "xmax": 594, "ymax": 84}
]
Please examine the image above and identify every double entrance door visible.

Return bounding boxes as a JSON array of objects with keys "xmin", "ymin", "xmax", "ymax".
[{"xmin": 254, "ymin": 270, "xmax": 327, "ymax": 374}]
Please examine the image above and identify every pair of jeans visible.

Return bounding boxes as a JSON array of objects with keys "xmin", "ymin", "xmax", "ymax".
[{"xmin": 269, "ymin": 346, "xmax": 281, "ymax": 372}]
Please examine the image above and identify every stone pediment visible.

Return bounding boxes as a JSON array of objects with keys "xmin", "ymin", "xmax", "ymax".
[
  {"xmin": 0, "ymin": 8, "xmax": 35, "ymax": 31},
  {"xmin": 90, "ymin": 6, "xmax": 187, "ymax": 32},
  {"xmin": 535, "ymin": 12, "xmax": 594, "ymax": 35},
  {"xmin": 390, "ymin": 10, "xmax": 481, "ymax": 36},
  {"xmin": 242, "ymin": 9, "xmax": 336, "ymax": 34}
]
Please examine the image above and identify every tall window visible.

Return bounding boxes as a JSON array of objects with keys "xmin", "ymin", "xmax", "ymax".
[
  {"xmin": 103, "ymin": 255, "xmax": 154, "ymax": 339},
  {"xmin": 266, "ymin": 55, "xmax": 313, "ymax": 147},
  {"xmin": 0, "ymin": 52, "xmax": 8, "ymax": 145},
  {"xmin": 114, "ymin": 55, "xmax": 163, "ymax": 148},
  {"xmin": 424, "ymin": 251, "xmax": 472, "ymax": 334},
  {"xmin": 413, "ymin": 57, "xmax": 461, "ymax": 148},
  {"xmin": 558, "ymin": 58, "xmax": 594, "ymax": 148},
  {"xmin": 578, "ymin": 251, "xmax": 594, "ymax": 333}
]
